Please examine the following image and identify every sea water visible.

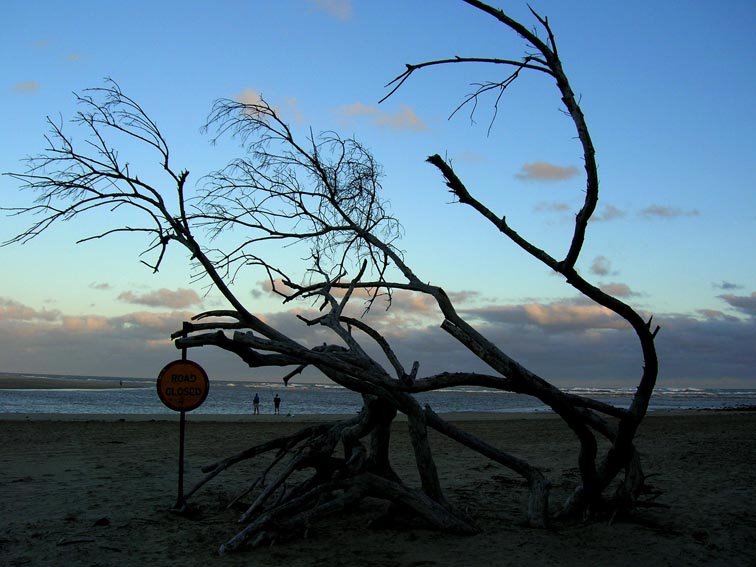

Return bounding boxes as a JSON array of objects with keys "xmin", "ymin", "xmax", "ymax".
[{"xmin": 0, "ymin": 374, "xmax": 754, "ymax": 416}]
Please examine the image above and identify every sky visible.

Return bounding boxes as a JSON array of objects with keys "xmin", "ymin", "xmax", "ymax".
[{"xmin": 1, "ymin": 0, "xmax": 754, "ymax": 388}]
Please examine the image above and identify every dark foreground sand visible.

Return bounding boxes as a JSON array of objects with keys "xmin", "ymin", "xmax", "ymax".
[{"xmin": 1, "ymin": 411, "xmax": 754, "ymax": 567}]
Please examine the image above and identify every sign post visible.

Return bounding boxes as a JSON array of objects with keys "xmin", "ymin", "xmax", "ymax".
[{"xmin": 156, "ymin": 356, "xmax": 209, "ymax": 510}]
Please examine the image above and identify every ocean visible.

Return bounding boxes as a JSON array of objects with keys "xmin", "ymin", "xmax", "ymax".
[{"xmin": 1, "ymin": 373, "xmax": 754, "ymax": 416}]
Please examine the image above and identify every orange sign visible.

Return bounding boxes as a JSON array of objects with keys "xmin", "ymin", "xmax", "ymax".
[{"xmin": 157, "ymin": 359, "xmax": 209, "ymax": 412}]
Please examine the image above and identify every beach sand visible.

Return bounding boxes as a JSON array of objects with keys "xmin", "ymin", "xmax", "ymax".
[{"xmin": 1, "ymin": 411, "xmax": 754, "ymax": 567}]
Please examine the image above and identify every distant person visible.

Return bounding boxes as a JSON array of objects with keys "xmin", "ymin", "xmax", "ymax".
[
  {"xmin": 273, "ymin": 394, "xmax": 281, "ymax": 415},
  {"xmin": 253, "ymin": 393, "xmax": 260, "ymax": 415}
]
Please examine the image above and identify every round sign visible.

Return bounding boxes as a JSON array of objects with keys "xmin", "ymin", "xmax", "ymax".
[{"xmin": 156, "ymin": 359, "xmax": 209, "ymax": 412}]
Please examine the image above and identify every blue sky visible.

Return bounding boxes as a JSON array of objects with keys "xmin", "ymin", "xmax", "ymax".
[{"xmin": 1, "ymin": 0, "xmax": 754, "ymax": 387}]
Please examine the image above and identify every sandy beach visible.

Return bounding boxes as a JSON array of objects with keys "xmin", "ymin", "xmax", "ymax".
[{"xmin": 1, "ymin": 411, "xmax": 754, "ymax": 567}]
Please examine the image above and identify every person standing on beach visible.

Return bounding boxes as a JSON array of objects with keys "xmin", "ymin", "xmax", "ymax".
[
  {"xmin": 253, "ymin": 392, "xmax": 260, "ymax": 415},
  {"xmin": 273, "ymin": 394, "xmax": 281, "ymax": 415}
]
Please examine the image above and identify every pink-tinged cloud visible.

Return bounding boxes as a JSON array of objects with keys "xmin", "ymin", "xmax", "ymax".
[
  {"xmin": 0, "ymin": 298, "xmax": 60, "ymax": 322},
  {"xmin": 341, "ymin": 102, "xmax": 378, "ymax": 118},
  {"xmin": 599, "ymin": 283, "xmax": 636, "ymax": 297},
  {"xmin": 118, "ymin": 288, "xmax": 201, "ymax": 309},
  {"xmin": 515, "ymin": 162, "xmax": 578, "ymax": 182},
  {"xmin": 89, "ymin": 282, "xmax": 111, "ymax": 291},
  {"xmin": 307, "ymin": 0, "xmax": 352, "ymax": 20},
  {"xmin": 639, "ymin": 205, "xmax": 699, "ymax": 219},
  {"xmin": 113, "ymin": 311, "xmax": 194, "ymax": 333},
  {"xmin": 13, "ymin": 80, "xmax": 40, "ymax": 94},
  {"xmin": 522, "ymin": 303, "xmax": 624, "ymax": 329},
  {"xmin": 381, "ymin": 290, "xmax": 437, "ymax": 314},
  {"xmin": 464, "ymin": 300, "xmax": 626, "ymax": 332},
  {"xmin": 259, "ymin": 278, "xmax": 298, "ymax": 295},
  {"xmin": 233, "ymin": 90, "xmax": 303, "ymax": 123},
  {"xmin": 338, "ymin": 102, "xmax": 427, "ymax": 132},
  {"xmin": 719, "ymin": 292, "xmax": 756, "ymax": 317},
  {"xmin": 62, "ymin": 315, "xmax": 112, "ymax": 332},
  {"xmin": 235, "ymin": 88, "xmax": 264, "ymax": 106}
]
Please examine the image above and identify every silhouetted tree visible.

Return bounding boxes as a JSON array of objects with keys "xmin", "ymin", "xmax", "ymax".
[{"xmin": 4, "ymin": 1, "xmax": 659, "ymax": 553}]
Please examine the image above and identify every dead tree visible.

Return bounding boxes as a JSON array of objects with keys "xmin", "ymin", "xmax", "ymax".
[{"xmin": 4, "ymin": 1, "xmax": 658, "ymax": 554}]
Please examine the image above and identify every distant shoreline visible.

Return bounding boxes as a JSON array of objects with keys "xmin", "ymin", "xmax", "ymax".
[{"xmin": 0, "ymin": 376, "xmax": 141, "ymax": 390}]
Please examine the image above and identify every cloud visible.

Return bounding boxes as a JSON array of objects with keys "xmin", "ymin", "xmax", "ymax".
[
  {"xmin": 719, "ymin": 292, "xmax": 756, "ymax": 317},
  {"xmin": 338, "ymin": 102, "xmax": 427, "ymax": 132},
  {"xmin": 713, "ymin": 281, "xmax": 741, "ymax": 291},
  {"xmin": 307, "ymin": 0, "xmax": 352, "ymax": 20},
  {"xmin": 2, "ymin": 289, "xmax": 756, "ymax": 385},
  {"xmin": 13, "ymin": 81, "xmax": 40, "ymax": 94},
  {"xmin": 113, "ymin": 311, "xmax": 197, "ymax": 333},
  {"xmin": 599, "ymin": 283, "xmax": 637, "ymax": 297},
  {"xmin": 462, "ymin": 300, "xmax": 627, "ymax": 332},
  {"xmin": 697, "ymin": 309, "xmax": 737, "ymax": 321},
  {"xmin": 89, "ymin": 282, "xmax": 112, "ymax": 291},
  {"xmin": 62, "ymin": 315, "xmax": 112, "ymax": 333},
  {"xmin": 0, "ymin": 298, "xmax": 60, "ymax": 322},
  {"xmin": 515, "ymin": 162, "xmax": 579, "ymax": 182},
  {"xmin": 590, "ymin": 255, "xmax": 612, "ymax": 277},
  {"xmin": 66, "ymin": 53, "xmax": 82, "ymax": 62},
  {"xmin": 235, "ymin": 88, "xmax": 264, "ymax": 106},
  {"xmin": 118, "ymin": 288, "xmax": 201, "ymax": 309},
  {"xmin": 639, "ymin": 205, "xmax": 700, "ymax": 219},
  {"xmin": 446, "ymin": 290, "xmax": 482, "ymax": 305},
  {"xmin": 594, "ymin": 204, "xmax": 626, "ymax": 222},
  {"xmin": 534, "ymin": 201, "xmax": 571, "ymax": 214},
  {"xmin": 0, "ymin": 306, "xmax": 201, "ymax": 378},
  {"xmin": 234, "ymin": 89, "xmax": 303, "ymax": 123}
]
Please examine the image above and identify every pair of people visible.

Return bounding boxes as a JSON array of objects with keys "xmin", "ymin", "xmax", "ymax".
[{"xmin": 253, "ymin": 393, "xmax": 281, "ymax": 415}]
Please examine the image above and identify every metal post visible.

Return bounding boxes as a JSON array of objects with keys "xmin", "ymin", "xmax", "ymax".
[
  {"xmin": 175, "ymin": 329, "xmax": 189, "ymax": 510},
  {"xmin": 175, "ymin": 409, "xmax": 186, "ymax": 510}
]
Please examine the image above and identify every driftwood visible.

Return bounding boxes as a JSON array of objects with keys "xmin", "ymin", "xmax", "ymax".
[{"xmin": 5, "ymin": 1, "xmax": 659, "ymax": 554}]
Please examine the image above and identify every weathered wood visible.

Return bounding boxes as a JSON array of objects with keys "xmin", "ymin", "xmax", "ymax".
[{"xmin": 7, "ymin": 0, "xmax": 659, "ymax": 553}]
